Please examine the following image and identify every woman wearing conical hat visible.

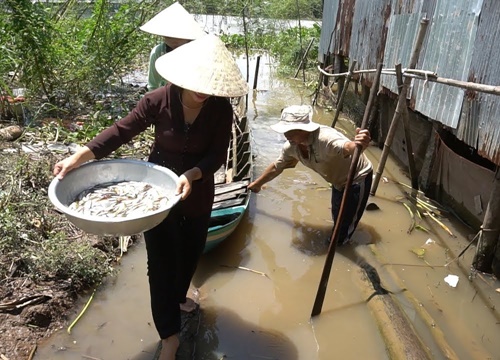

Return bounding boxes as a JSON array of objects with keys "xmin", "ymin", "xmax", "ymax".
[
  {"xmin": 140, "ymin": 2, "xmax": 205, "ymax": 91},
  {"xmin": 53, "ymin": 34, "xmax": 248, "ymax": 360}
]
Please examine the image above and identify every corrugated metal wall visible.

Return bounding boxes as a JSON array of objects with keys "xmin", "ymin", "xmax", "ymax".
[
  {"xmin": 413, "ymin": 6, "xmax": 479, "ymax": 128},
  {"xmin": 460, "ymin": 0, "xmax": 500, "ymax": 164},
  {"xmin": 319, "ymin": 0, "xmax": 500, "ymax": 165},
  {"xmin": 318, "ymin": 0, "xmax": 339, "ymax": 62},
  {"xmin": 348, "ymin": 0, "xmax": 391, "ymax": 84}
]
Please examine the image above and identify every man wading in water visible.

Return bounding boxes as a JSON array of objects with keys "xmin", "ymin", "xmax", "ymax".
[{"xmin": 248, "ymin": 105, "xmax": 373, "ymax": 246}]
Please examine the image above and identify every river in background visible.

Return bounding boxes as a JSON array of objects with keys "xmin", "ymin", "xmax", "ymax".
[
  {"xmin": 34, "ymin": 54, "xmax": 500, "ymax": 360},
  {"xmin": 196, "ymin": 14, "xmax": 319, "ymax": 36}
]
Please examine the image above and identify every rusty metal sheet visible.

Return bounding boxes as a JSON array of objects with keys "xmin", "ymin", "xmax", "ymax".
[
  {"xmin": 349, "ymin": 0, "xmax": 392, "ymax": 83},
  {"xmin": 318, "ymin": 0, "xmax": 499, "ymax": 164},
  {"xmin": 413, "ymin": 11, "xmax": 479, "ymax": 129},
  {"xmin": 318, "ymin": 0, "xmax": 340, "ymax": 62},
  {"xmin": 460, "ymin": 0, "xmax": 500, "ymax": 165},
  {"xmin": 381, "ymin": 13, "xmax": 423, "ymax": 96},
  {"xmin": 333, "ymin": 0, "xmax": 356, "ymax": 56}
]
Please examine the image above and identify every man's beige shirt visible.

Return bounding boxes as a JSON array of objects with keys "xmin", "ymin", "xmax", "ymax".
[{"xmin": 274, "ymin": 125, "xmax": 372, "ymax": 190}]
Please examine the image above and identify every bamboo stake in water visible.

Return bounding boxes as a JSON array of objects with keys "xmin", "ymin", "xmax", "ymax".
[
  {"xmin": 331, "ymin": 60, "xmax": 357, "ymax": 128},
  {"xmin": 371, "ymin": 17, "xmax": 429, "ymax": 195},
  {"xmin": 311, "ymin": 62, "xmax": 384, "ymax": 317}
]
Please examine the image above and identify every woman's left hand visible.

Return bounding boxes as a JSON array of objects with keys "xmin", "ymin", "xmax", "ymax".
[
  {"xmin": 176, "ymin": 167, "xmax": 202, "ymax": 200},
  {"xmin": 176, "ymin": 174, "xmax": 192, "ymax": 200}
]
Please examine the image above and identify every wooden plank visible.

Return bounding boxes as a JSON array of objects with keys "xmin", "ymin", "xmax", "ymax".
[
  {"xmin": 214, "ymin": 180, "xmax": 249, "ymax": 195},
  {"xmin": 212, "ymin": 197, "xmax": 246, "ymax": 210},
  {"xmin": 214, "ymin": 188, "xmax": 247, "ymax": 203}
]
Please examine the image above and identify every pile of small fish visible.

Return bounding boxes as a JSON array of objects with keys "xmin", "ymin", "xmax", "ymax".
[{"xmin": 69, "ymin": 181, "xmax": 172, "ymax": 218}]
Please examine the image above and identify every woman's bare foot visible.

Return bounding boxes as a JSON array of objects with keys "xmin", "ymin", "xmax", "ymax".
[
  {"xmin": 158, "ymin": 334, "xmax": 179, "ymax": 360},
  {"xmin": 179, "ymin": 297, "xmax": 197, "ymax": 312}
]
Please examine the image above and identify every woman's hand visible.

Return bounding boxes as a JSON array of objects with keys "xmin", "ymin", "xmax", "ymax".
[
  {"xmin": 177, "ymin": 174, "xmax": 192, "ymax": 200},
  {"xmin": 53, "ymin": 146, "xmax": 95, "ymax": 179},
  {"xmin": 176, "ymin": 167, "xmax": 202, "ymax": 200}
]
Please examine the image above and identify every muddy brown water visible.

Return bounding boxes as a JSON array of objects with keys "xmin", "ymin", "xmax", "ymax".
[{"xmin": 35, "ymin": 55, "xmax": 500, "ymax": 360}]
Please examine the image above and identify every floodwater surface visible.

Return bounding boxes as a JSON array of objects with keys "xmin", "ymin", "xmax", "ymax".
[{"xmin": 35, "ymin": 56, "xmax": 500, "ymax": 360}]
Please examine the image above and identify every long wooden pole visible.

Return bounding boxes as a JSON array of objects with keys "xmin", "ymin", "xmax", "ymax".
[
  {"xmin": 294, "ymin": 38, "xmax": 315, "ymax": 79},
  {"xmin": 395, "ymin": 64, "xmax": 418, "ymax": 189},
  {"xmin": 331, "ymin": 60, "xmax": 357, "ymax": 128},
  {"xmin": 472, "ymin": 167, "xmax": 500, "ymax": 273},
  {"xmin": 371, "ymin": 18, "xmax": 429, "ymax": 196},
  {"xmin": 316, "ymin": 66, "xmax": 500, "ymax": 97},
  {"xmin": 242, "ymin": 5, "xmax": 249, "ymax": 110},
  {"xmin": 311, "ymin": 62, "xmax": 384, "ymax": 317},
  {"xmin": 313, "ymin": 30, "xmax": 335, "ymax": 105},
  {"xmin": 253, "ymin": 55, "xmax": 261, "ymax": 90}
]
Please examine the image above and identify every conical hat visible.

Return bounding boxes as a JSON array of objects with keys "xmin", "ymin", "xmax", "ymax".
[
  {"xmin": 155, "ymin": 34, "xmax": 249, "ymax": 97},
  {"xmin": 140, "ymin": 2, "xmax": 205, "ymax": 40}
]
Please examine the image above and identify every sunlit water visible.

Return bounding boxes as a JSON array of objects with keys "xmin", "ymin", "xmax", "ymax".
[{"xmin": 35, "ymin": 56, "xmax": 500, "ymax": 360}]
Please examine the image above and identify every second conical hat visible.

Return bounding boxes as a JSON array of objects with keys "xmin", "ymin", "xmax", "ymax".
[
  {"xmin": 155, "ymin": 34, "xmax": 249, "ymax": 98},
  {"xmin": 140, "ymin": 2, "xmax": 205, "ymax": 40}
]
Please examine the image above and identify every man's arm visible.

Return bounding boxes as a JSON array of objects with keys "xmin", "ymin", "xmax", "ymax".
[{"xmin": 248, "ymin": 163, "xmax": 286, "ymax": 193}]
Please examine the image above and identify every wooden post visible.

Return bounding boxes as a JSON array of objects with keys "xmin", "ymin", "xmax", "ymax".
[
  {"xmin": 331, "ymin": 60, "xmax": 357, "ymax": 128},
  {"xmin": 313, "ymin": 54, "xmax": 326, "ymax": 106},
  {"xmin": 253, "ymin": 55, "xmax": 261, "ymax": 90},
  {"xmin": 371, "ymin": 17, "xmax": 429, "ymax": 196},
  {"xmin": 311, "ymin": 62, "xmax": 384, "ymax": 317},
  {"xmin": 335, "ymin": 55, "xmax": 347, "ymax": 109},
  {"xmin": 242, "ymin": 5, "xmax": 250, "ymax": 110},
  {"xmin": 294, "ymin": 38, "xmax": 315, "ymax": 79},
  {"xmin": 473, "ymin": 167, "xmax": 500, "ymax": 274},
  {"xmin": 395, "ymin": 64, "xmax": 419, "ymax": 189},
  {"xmin": 317, "ymin": 66, "xmax": 500, "ymax": 97}
]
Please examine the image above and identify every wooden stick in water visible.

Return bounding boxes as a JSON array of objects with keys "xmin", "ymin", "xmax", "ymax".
[{"xmin": 311, "ymin": 62, "xmax": 384, "ymax": 317}]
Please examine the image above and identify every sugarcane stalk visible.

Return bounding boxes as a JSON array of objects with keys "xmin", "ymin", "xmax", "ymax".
[
  {"xmin": 426, "ymin": 212, "xmax": 456, "ymax": 237},
  {"xmin": 67, "ymin": 288, "xmax": 96, "ymax": 334}
]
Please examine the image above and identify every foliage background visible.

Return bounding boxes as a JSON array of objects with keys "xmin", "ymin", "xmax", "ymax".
[
  {"xmin": 0, "ymin": 0, "xmax": 323, "ymax": 291},
  {"xmin": 0, "ymin": 0, "xmax": 322, "ymax": 118}
]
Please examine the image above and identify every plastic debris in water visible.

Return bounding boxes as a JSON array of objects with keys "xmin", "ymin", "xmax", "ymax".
[
  {"xmin": 424, "ymin": 238, "xmax": 435, "ymax": 246},
  {"xmin": 444, "ymin": 274, "xmax": 459, "ymax": 288}
]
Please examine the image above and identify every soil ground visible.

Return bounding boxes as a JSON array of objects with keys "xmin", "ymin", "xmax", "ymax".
[{"xmin": 0, "ymin": 84, "xmax": 145, "ymax": 360}]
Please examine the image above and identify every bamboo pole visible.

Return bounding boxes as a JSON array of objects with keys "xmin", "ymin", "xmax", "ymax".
[
  {"xmin": 473, "ymin": 167, "xmax": 500, "ymax": 274},
  {"xmin": 395, "ymin": 64, "xmax": 419, "ymax": 189},
  {"xmin": 371, "ymin": 18, "xmax": 429, "ymax": 196},
  {"xmin": 312, "ymin": 54, "xmax": 326, "ymax": 106},
  {"xmin": 313, "ymin": 30, "xmax": 335, "ymax": 105},
  {"xmin": 311, "ymin": 62, "xmax": 384, "ymax": 317},
  {"xmin": 331, "ymin": 60, "xmax": 357, "ymax": 128},
  {"xmin": 294, "ymin": 38, "xmax": 315, "ymax": 79},
  {"xmin": 317, "ymin": 66, "xmax": 500, "ymax": 97},
  {"xmin": 242, "ymin": 6, "xmax": 249, "ymax": 110},
  {"xmin": 253, "ymin": 55, "xmax": 261, "ymax": 90},
  {"xmin": 295, "ymin": 0, "xmax": 305, "ymax": 82}
]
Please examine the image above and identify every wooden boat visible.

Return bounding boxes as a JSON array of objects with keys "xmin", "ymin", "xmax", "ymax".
[{"xmin": 205, "ymin": 98, "xmax": 252, "ymax": 253}]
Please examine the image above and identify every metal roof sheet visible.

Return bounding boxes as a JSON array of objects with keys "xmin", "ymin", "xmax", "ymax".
[
  {"xmin": 349, "ymin": 0, "xmax": 391, "ymax": 83},
  {"xmin": 318, "ymin": 0, "xmax": 339, "ymax": 62},
  {"xmin": 459, "ymin": 0, "xmax": 500, "ymax": 164},
  {"xmin": 318, "ymin": 0, "xmax": 500, "ymax": 164}
]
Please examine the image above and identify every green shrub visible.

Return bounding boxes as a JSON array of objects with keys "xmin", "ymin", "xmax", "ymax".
[{"xmin": 0, "ymin": 153, "xmax": 114, "ymax": 292}]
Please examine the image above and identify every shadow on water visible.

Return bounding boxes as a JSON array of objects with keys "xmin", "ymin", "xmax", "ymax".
[
  {"xmin": 193, "ymin": 211, "xmax": 251, "ymax": 287},
  {"xmin": 128, "ymin": 306, "xmax": 299, "ymax": 360},
  {"xmin": 249, "ymin": 203, "xmax": 382, "ymax": 257},
  {"xmin": 196, "ymin": 307, "xmax": 298, "ymax": 360}
]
